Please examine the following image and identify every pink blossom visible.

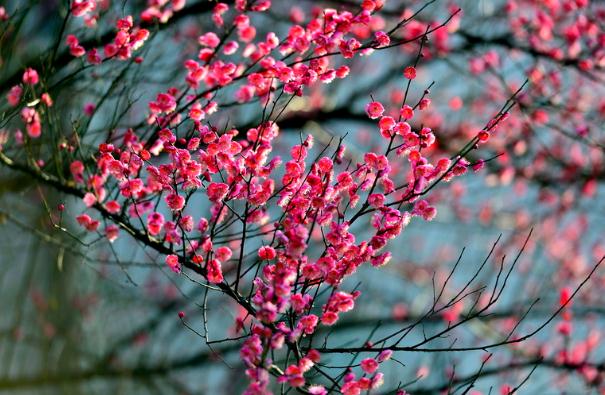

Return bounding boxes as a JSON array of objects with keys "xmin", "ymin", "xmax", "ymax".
[
  {"xmin": 360, "ymin": 358, "xmax": 379, "ymax": 374},
  {"xmin": 105, "ymin": 225, "xmax": 119, "ymax": 242},
  {"xmin": 374, "ymin": 31, "xmax": 390, "ymax": 47},
  {"xmin": 215, "ymin": 246, "xmax": 233, "ymax": 262},
  {"xmin": 66, "ymin": 35, "xmax": 86, "ymax": 57},
  {"xmin": 377, "ymin": 350, "xmax": 393, "ymax": 362},
  {"xmin": 71, "ymin": 0, "xmax": 96, "ymax": 17},
  {"xmin": 299, "ymin": 314, "xmax": 318, "ymax": 335},
  {"xmin": 207, "ymin": 182, "xmax": 229, "ymax": 202},
  {"xmin": 206, "ymin": 259, "xmax": 223, "ymax": 283},
  {"xmin": 365, "ymin": 101, "xmax": 385, "ymax": 119},
  {"xmin": 400, "ymin": 105, "xmax": 414, "ymax": 120},
  {"xmin": 105, "ymin": 200, "xmax": 120, "ymax": 214},
  {"xmin": 7, "ymin": 85, "xmax": 22, "ymax": 107},
  {"xmin": 70, "ymin": 161, "xmax": 85, "ymax": 183},
  {"xmin": 165, "ymin": 254, "xmax": 181, "ymax": 273},
  {"xmin": 20, "ymin": 108, "xmax": 41, "ymax": 138},
  {"xmin": 76, "ymin": 214, "xmax": 99, "ymax": 232},
  {"xmin": 165, "ymin": 193, "xmax": 185, "ymax": 211},
  {"xmin": 83, "ymin": 192, "xmax": 97, "ymax": 207},
  {"xmin": 149, "ymin": 93, "xmax": 176, "ymax": 114},
  {"xmin": 41, "ymin": 93, "xmax": 53, "ymax": 107},
  {"xmin": 258, "ymin": 246, "xmax": 276, "ymax": 260},
  {"xmin": 378, "ymin": 116, "xmax": 395, "ymax": 131},
  {"xmin": 22, "ymin": 68, "xmax": 39, "ymax": 85},
  {"xmin": 147, "ymin": 212, "xmax": 165, "ymax": 236}
]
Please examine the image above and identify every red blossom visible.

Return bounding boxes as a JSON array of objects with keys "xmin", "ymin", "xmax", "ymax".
[{"xmin": 403, "ymin": 66, "xmax": 417, "ymax": 79}]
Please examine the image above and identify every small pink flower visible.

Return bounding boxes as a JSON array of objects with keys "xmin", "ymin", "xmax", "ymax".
[
  {"xmin": 76, "ymin": 214, "xmax": 99, "ymax": 231},
  {"xmin": 557, "ymin": 321, "xmax": 572, "ymax": 336},
  {"xmin": 22, "ymin": 68, "xmax": 39, "ymax": 85},
  {"xmin": 20, "ymin": 108, "xmax": 41, "ymax": 138},
  {"xmin": 197, "ymin": 217, "xmax": 209, "ymax": 233},
  {"xmin": 320, "ymin": 311, "xmax": 338, "ymax": 325},
  {"xmin": 360, "ymin": 358, "xmax": 379, "ymax": 374},
  {"xmin": 165, "ymin": 193, "xmax": 185, "ymax": 211},
  {"xmin": 7, "ymin": 85, "xmax": 22, "ymax": 107},
  {"xmin": 76, "ymin": 214, "xmax": 91, "ymax": 227},
  {"xmin": 317, "ymin": 157, "xmax": 333, "ymax": 173},
  {"xmin": 179, "ymin": 215, "xmax": 194, "ymax": 232},
  {"xmin": 147, "ymin": 212, "xmax": 165, "ymax": 235},
  {"xmin": 149, "ymin": 92, "xmax": 176, "ymax": 114},
  {"xmin": 71, "ymin": 0, "xmax": 96, "ymax": 17},
  {"xmin": 377, "ymin": 350, "xmax": 393, "ymax": 362},
  {"xmin": 198, "ymin": 32, "xmax": 220, "ymax": 48},
  {"xmin": 165, "ymin": 254, "xmax": 181, "ymax": 274},
  {"xmin": 104, "ymin": 43, "xmax": 118, "ymax": 58},
  {"xmin": 41, "ymin": 93, "xmax": 53, "ymax": 107},
  {"xmin": 419, "ymin": 97, "xmax": 431, "ymax": 110},
  {"xmin": 116, "ymin": 16, "xmax": 133, "ymax": 30},
  {"xmin": 308, "ymin": 385, "xmax": 327, "ymax": 395},
  {"xmin": 400, "ymin": 105, "xmax": 414, "ymax": 120},
  {"xmin": 66, "ymin": 35, "xmax": 86, "ymax": 57},
  {"xmin": 238, "ymin": 25, "xmax": 256, "ymax": 42},
  {"xmin": 105, "ymin": 225, "xmax": 119, "ymax": 243},
  {"xmin": 368, "ymin": 193, "xmax": 385, "ymax": 208},
  {"xmin": 371, "ymin": 252, "xmax": 392, "ymax": 267},
  {"xmin": 560, "ymin": 287, "xmax": 573, "ymax": 307},
  {"xmin": 223, "ymin": 41, "xmax": 239, "ymax": 55},
  {"xmin": 394, "ymin": 122, "xmax": 411, "ymax": 136},
  {"xmin": 207, "ymin": 182, "xmax": 229, "ymax": 202},
  {"xmin": 206, "ymin": 258, "xmax": 223, "ymax": 283},
  {"xmin": 215, "ymin": 246, "xmax": 232, "ymax": 262},
  {"xmin": 378, "ymin": 116, "xmax": 395, "ymax": 131},
  {"xmin": 87, "ymin": 49, "xmax": 102, "ymax": 64},
  {"xmin": 341, "ymin": 382, "xmax": 361, "ymax": 395},
  {"xmin": 300, "ymin": 314, "xmax": 319, "ymax": 335},
  {"xmin": 70, "ymin": 161, "xmax": 85, "ymax": 183},
  {"xmin": 336, "ymin": 66, "xmax": 350, "ymax": 78},
  {"xmin": 105, "ymin": 200, "xmax": 121, "ymax": 214},
  {"xmin": 374, "ymin": 31, "xmax": 390, "ymax": 47},
  {"xmin": 258, "ymin": 246, "xmax": 277, "ymax": 260},
  {"xmin": 83, "ymin": 192, "xmax": 97, "ymax": 207},
  {"xmin": 442, "ymin": 301, "xmax": 464, "ymax": 323},
  {"xmin": 365, "ymin": 101, "xmax": 385, "ymax": 119},
  {"xmin": 472, "ymin": 160, "xmax": 485, "ymax": 172}
]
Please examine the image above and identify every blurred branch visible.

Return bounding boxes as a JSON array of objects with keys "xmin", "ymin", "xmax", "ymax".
[{"xmin": 0, "ymin": 343, "xmax": 239, "ymax": 391}]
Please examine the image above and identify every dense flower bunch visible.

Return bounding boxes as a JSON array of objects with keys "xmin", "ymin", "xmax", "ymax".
[
  {"xmin": 0, "ymin": 0, "xmax": 514, "ymax": 392},
  {"xmin": 71, "ymin": 61, "xmax": 485, "ymax": 394},
  {"xmin": 5, "ymin": 1, "xmax": 492, "ymax": 393}
]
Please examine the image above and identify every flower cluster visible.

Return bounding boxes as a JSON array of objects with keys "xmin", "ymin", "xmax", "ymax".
[
  {"xmin": 0, "ymin": 1, "xmax": 526, "ymax": 393},
  {"xmin": 70, "ymin": 84, "xmax": 486, "ymax": 393}
]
